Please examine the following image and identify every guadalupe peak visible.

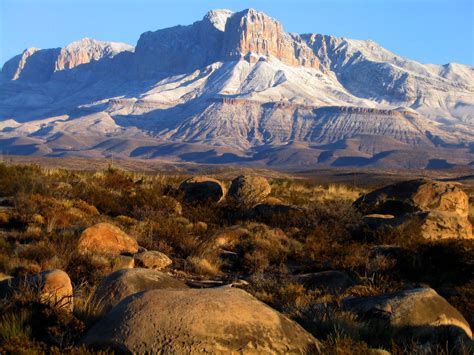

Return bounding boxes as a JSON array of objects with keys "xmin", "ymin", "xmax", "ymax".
[{"xmin": 223, "ymin": 9, "xmax": 321, "ymax": 69}]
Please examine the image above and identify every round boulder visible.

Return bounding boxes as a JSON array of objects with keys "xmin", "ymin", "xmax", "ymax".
[
  {"xmin": 179, "ymin": 176, "xmax": 226, "ymax": 204},
  {"xmin": 133, "ymin": 250, "xmax": 172, "ymax": 270},
  {"xmin": 0, "ymin": 269, "xmax": 73, "ymax": 312},
  {"xmin": 83, "ymin": 287, "xmax": 321, "ymax": 353},
  {"xmin": 344, "ymin": 287, "xmax": 472, "ymax": 341},
  {"xmin": 77, "ymin": 223, "xmax": 139, "ymax": 255},
  {"xmin": 90, "ymin": 268, "xmax": 187, "ymax": 314},
  {"xmin": 228, "ymin": 175, "xmax": 272, "ymax": 208}
]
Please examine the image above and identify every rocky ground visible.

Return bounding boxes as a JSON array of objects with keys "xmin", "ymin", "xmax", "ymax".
[{"xmin": 0, "ymin": 162, "xmax": 472, "ymax": 353}]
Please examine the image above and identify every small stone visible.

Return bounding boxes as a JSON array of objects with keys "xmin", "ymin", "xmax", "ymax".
[{"xmin": 134, "ymin": 250, "xmax": 172, "ymax": 270}]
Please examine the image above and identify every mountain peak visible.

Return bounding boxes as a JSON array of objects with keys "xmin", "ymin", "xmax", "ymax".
[
  {"xmin": 223, "ymin": 8, "xmax": 321, "ymax": 69},
  {"xmin": 55, "ymin": 38, "xmax": 133, "ymax": 71},
  {"xmin": 203, "ymin": 9, "xmax": 233, "ymax": 31}
]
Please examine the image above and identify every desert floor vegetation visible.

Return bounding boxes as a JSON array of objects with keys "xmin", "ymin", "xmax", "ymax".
[{"xmin": 0, "ymin": 162, "xmax": 472, "ymax": 353}]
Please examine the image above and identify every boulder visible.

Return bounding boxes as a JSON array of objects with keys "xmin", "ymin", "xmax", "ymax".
[
  {"xmin": 344, "ymin": 287, "xmax": 472, "ymax": 341},
  {"xmin": 0, "ymin": 272, "xmax": 12, "ymax": 282},
  {"xmin": 179, "ymin": 176, "xmax": 226, "ymax": 204},
  {"xmin": 90, "ymin": 268, "xmax": 187, "ymax": 314},
  {"xmin": 420, "ymin": 211, "xmax": 473, "ymax": 240},
  {"xmin": 354, "ymin": 179, "xmax": 469, "ymax": 217},
  {"xmin": 133, "ymin": 250, "xmax": 172, "ymax": 270},
  {"xmin": 362, "ymin": 214, "xmax": 404, "ymax": 229},
  {"xmin": 293, "ymin": 271, "xmax": 356, "ymax": 293},
  {"xmin": 0, "ymin": 269, "xmax": 73, "ymax": 312},
  {"xmin": 355, "ymin": 179, "xmax": 473, "ymax": 240},
  {"xmin": 83, "ymin": 287, "xmax": 321, "ymax": 353},
  {"xmin": 77, "ymin": 223, "xmax": 139, "ymax": 255},
  {"xmin": 228, "ymin": 175, "xmax": 271, "ymax": 208}
]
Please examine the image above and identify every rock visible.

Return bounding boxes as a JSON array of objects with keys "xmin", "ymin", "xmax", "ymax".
[
  {"xmin": 0, "ymin": 273, "xmax": 12, "ymax": 282},
  {"xmin": 0, "ymin": 269, "xmax": 73, "ymax": 312},
  {"xmin": 355, "ymin": 179, "xmax": 473, "ymax": 240},
  {"xmin": 293, "ymin": 271, "xmax": 356, "ymax": 293},
  {"xmin": 83, "ymin": 287, "xmax": 321, "ymax": 353},
  {"xmin": 224, "ymin": 9, "xmax": 321, "ymax": 69},
  {"xmin": 362, "ymin": 214, "xmax": 404, "ymax": 229},
  {"xmin": 133, "ymin": 250, "xmax": 172, "ymax": 270},
  {"xmin": 90, "ymin": 268, "xmax": 187, "ymax": 314},
  {"xmin": 420, "ymin": 211, "xmax": 473, "ymax": 240},
  {"xmin": 369, "ymin": 349, "xmax": 391, "ymax": 355},
  {"xmin": 228, "ymin": 175, "xmax": 272, "ymax": 208},
  {"xmin": 77, "ymin": 223, "xmax": 139, "ymax": 255},
  {"xmin": 344, "ymin": 287, "xmax": 472, "ymax": 341},
  {"xmin": 179, "ymin": 176, "xmax": 226, "ymax": 204},
  {"xmin": 354, "ymin": 179, "xmax": 469, "ymax": 217},
  {"xmin": 111, "ymin": 255, "xmax": 135, "ymax": 271}
]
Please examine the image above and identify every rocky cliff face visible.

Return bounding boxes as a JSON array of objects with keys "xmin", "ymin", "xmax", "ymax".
[
  {"xmin": 223, "ymin": 9, "xmax": 320, "ymax": 69},
  {"xmin": 132, "ymin": 9, "xmax": 321, "ymax": 77},
  {"xmin": 55, "ymin": 38, "xmax": 134, "ymax": 71},
  {"xmin": 1, "ymin": 39, "xmax": 133, "ymax": 82}
]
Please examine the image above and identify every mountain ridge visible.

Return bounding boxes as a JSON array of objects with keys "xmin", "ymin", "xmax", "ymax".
[{"xmin": 0, "ymin": 8, "xmax": 472, "ymax": 169}]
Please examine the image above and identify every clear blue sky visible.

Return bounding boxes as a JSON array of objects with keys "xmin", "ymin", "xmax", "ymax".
[{"xmin": 1, "ymin": 0, "xmax": 473, "ymax": 66}]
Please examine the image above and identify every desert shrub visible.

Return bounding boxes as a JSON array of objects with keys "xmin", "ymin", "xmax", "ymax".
[
  {"xmin": 0, "ymin": 289, "xmax": 85, "ymax": 351},
  {"xmin": 235, "ymin": 223, "xmax": 301, "ymax": 274},
  {"xmin": 135, "ymin": 217, "xmax": 198, "ymax": 258},
  {"xmin": 65, "ymin": 253, "xmax": 112, "ymax": 286},
  {"xmin": 16, "ymin": 241, "xmax": 56, "ymax": 265},
  {"xmin": 0, "ymin": 164, "xmax": 49, "ymax": 197},
  {"xmin": 186, "ymin": 255, "xmax": 222, "ymax": 277}
]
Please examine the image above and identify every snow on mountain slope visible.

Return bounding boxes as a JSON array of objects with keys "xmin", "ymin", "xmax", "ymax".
[
  {"xmin": 1, "ymin": 38, "xmax": 134, "ymax": 82},
  {"xmin": 0, "ymin": 8, "xmax": 472, "ymax": 168},
  {"xmin": 302, "ymin": 34, "xmax": 474, "ymax": 126}
]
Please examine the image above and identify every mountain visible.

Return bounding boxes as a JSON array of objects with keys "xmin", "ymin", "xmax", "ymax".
[{"xmin": 0, "ymin": 9, "xmax": 473, "ymax": 169}]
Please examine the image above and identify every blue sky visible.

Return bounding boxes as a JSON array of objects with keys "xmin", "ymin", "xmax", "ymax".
[{"xmin": 1, "ymin": 0, "xmax": 473, "ymax": 66}]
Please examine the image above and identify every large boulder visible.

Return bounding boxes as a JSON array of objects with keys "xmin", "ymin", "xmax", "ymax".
[
  {"xmin": 354, "ymin": 179, "xmax": 473, "ymax": 239},
  {"xmin": 77, "ymin": 223, "xmax": 139, "ymax": 255},
  {"xmin": 84, "ymin": 287, "xmax": 320, "ymax": 353},
  {"xmin": 90, "ymin": 268, "xmax": 187, "ymax": 314},
  {"xmin": 0, "ymin": 269, "xmax": 73, "ymax": 312},
  {"xmin": 179, "ymin": 176, "xmax": 226, "ymax": 204},
  {"xmin": 133, "ymin": 250, "xmax": 172, "ymax": 270},
  {"xmin": 344, "ymin": 287, "xmax": 472, "ymax": 342},
  {"xmin": 354, "ymin": 179, "xmax": 469, "ymax": 217},
  {"xmin": 228, "ymin": 175, "xmax": 271, "ymax": 208}
]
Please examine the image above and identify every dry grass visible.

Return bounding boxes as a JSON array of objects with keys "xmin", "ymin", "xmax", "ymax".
[
  {"xmin": 0, "ymin": 162, "xmax": 472, "ymax": 353},
  {"xmin": 270, "ymin": 179, "xmax": 365, "ymax": 207}
]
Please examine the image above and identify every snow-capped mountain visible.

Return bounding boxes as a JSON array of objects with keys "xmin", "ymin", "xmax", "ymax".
[{"xmin": 0, "ymin": 9, "xmax": 473, "ymax": 168}]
